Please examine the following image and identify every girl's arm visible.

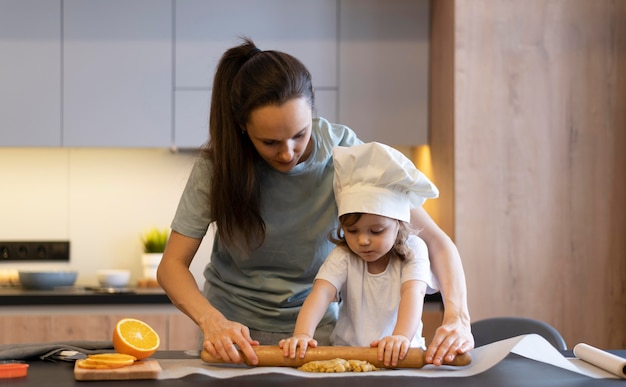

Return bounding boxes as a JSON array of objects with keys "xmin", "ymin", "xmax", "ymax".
[
  {"xmin": 410, "ymin": 206, "xmax": 474, "ymax": 365},
  {"xmin": 393, "ymin": 280, "xmax": 427, "ymax": 339},
  {"xmin": 370, "ymin": 280, "xmax": 427, "ymax": 367},
  {"xmin": 280, "ymin": 279, "xmax": 337, "ymax": 359},
  {"xmin": 157, "ymin": 231, "xmax": 260, "ymax": 365}
]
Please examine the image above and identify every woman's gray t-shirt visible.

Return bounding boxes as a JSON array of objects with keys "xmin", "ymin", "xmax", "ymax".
[{"xmin": 171, "ymin": 117, "xmax": 362, "ymax": 332}]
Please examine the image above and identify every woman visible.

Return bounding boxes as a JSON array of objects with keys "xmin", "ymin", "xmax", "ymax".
[{"xmin": 157, "ymin": 38, "xmax": 473, "ymax": 366}]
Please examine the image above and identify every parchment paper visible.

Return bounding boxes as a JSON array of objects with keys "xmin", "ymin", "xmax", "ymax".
[
  {"xmin": 573, "ymin": 343, "xmax": 626, "ymax": 379},
  {"xmin": 157, "ymin": 334, "xmax": 622, "ymax": 379}
]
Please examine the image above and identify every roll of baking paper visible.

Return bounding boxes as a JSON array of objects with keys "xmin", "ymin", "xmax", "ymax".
[{"xmin": 573, "ymin": 343, "xmax": 626, "ymax": 379}]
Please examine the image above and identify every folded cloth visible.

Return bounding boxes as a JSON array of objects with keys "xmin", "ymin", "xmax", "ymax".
[{"xmin": 0, "ymin": 340, "xmax": 113, "ymax": 361}]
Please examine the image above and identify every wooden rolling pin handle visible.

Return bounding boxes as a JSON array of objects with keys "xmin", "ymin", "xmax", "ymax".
[{"xmin": 201, "ymin": 345, "xmax": 471, "ymax": 369}]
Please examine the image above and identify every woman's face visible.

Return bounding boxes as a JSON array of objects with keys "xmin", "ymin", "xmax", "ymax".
[
  {"xmin": 343, "ymin": 214, "xmax": 399, "ymax": 263},
  {"xmin": 245, "ymin": 97, "xmax": 313, "ymax": 173}
]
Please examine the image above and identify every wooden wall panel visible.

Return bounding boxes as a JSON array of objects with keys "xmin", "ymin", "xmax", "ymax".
[{"xmin": 446, "ymin": 0, "xmax": 626, "ymax": 348}]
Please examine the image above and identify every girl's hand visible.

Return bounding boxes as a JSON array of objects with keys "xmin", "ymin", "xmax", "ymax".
[
  {"xmin": 370, "ymin": 335, "xmax": 411, "ymax": 367},
  {"xmin": 279, "ymin": 334, "xmax": 318, "ymax": 359},
  {"xmin": 201, "ymin": 319, "xmax": 259, "ymax": 365}
]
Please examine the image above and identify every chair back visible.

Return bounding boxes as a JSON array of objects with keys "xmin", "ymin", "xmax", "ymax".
[{"xmin": 471, "ymin": 317, "xmax": 567, "ymax": 350}]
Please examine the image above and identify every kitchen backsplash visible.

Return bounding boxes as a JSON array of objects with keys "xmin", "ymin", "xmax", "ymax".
[{"xmin": 0, "ymin": 148, "xmax": 211, "ymax": 287}]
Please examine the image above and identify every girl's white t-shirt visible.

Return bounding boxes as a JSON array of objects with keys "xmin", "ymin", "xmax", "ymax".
[{"xmin": 316, "ymin": 234, "xmax": 439, "ymax": 348}]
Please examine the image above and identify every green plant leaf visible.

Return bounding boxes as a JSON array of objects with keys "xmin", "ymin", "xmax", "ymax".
[{"xmin": 141, "ymin": 227, "xmax": 169, "ymax": 253}]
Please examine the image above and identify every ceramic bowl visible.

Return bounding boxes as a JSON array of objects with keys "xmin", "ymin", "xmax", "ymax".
[
  {"xmin": 18, "ymin": 270, "xmax": 78, "ymax": 290},
  {"xmin": 96, "ymin": 269, "xmax": 131, "ymax": 288}
]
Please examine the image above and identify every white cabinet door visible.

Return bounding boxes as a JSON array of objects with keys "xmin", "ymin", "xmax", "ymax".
[
  {"xmin": 339, "ymin": 0, "xmax": 429, "ymax": 145},
  {"xmin": 174, "ymin": 0, "xmax": 338, "ymax": 148},
  {"xmin": 173, "ymin": 89, "xmax": 338, "ymax": 150},
  {"xmin": 173, "ymin": 89, "xmax": 210, "ymax": 150},
  {"xmin": 175, "ymin": 0, "xmax": 337, "ymax": 89},
  {"xmin": 63, "ymin": 0, "xmax": 172, "ymax": 147},
  {"xmin": 0, "ymin": 0, "xmax": 61, "ymax": 146}
]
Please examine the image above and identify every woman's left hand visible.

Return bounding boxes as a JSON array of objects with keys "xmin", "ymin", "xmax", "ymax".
[
  {"xmin": 370, "ymin": 335, "xmax": 411, "ymax": 367},
  {"xmin": 425, "ymin": 315, "xmax": 474, "ymax": 366}
]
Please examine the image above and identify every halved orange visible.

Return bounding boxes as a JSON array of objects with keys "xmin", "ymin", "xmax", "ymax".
[{"xmin": 112, "ymin": 318, "xmax": 160, "ymax": 360}]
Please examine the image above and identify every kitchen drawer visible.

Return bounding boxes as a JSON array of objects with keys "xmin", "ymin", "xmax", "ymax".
[{"xmin": 0, "ymin": 305, "xmax": 198, "ymax": 351}]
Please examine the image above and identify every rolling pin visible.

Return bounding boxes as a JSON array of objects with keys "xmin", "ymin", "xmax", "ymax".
[{"xmin": 201, "ymin": 345, "xmax": 471, "ymax": 369}]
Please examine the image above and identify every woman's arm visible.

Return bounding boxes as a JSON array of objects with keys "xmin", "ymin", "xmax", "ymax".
[
  {"xmin": 157, "ymin": 230, "xmax": 260, "ymax": 365},
  {"xmin": 410, "ymin": 207, "xmax": 474, "ymax": 365}
]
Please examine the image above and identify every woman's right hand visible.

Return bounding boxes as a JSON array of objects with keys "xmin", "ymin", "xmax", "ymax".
[
  {"xmin": 201, "ymin": 317, "xmax": 260, "ymax": 365},
  {"xmin": 157, "ymin": 231, "xmax": 260, "ymax": 364},
  {"xmin": 279, "ymin": 334, "xmax": 318, "ymax": 359}
]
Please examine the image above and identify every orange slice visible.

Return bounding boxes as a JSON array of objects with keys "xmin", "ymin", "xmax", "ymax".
[
  {"xmin": 76, "ymin": 357, "xmax": 134, "ymax": 369},
  {"xmin": 112, "ymin": 318, "xmax": 160, "ymax": 360},
  {"xmin": 87, "ymin": 353, "xmax": 137, "ymax": 362}
]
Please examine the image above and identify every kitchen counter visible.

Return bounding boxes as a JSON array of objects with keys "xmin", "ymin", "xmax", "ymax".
[
  {"xmin": 5, "ymin": 350, "xmax": 626, "ymax": 386},
  {"xmin": 0, "ymin": 286, "xmax": 170, "ymax": 306},
  {"xmin": 0, "ymin": 287, "xmax": 442, "ymax": 306},
  {"xmin": 0, "ymin": 290, "xmax": 441, "ymax": 350}
]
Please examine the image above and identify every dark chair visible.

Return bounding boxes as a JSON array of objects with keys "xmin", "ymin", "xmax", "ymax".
[{"xmin": 471, "ymin": 317, "xmax": 567, "ymax": 350}]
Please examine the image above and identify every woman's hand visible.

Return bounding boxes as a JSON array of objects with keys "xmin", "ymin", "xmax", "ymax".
[
  {"xmin": 370, "ymin": 335, "xmax": 411, "ymax": 367},
  {"xmin": 201, "ymin": 318, "xmax": 260, "ymax": 365},
  {"xmin": 158, "ymin": 231, "xmax": 260, "ymax": 364},
  {"xmin": 409, "ymin": 207, "xmax": 475, "ymax": 365},
  {"xmin": 279, "ymin": 334, "xmax": 318, "ymax": 359},
  {"xmin": 424, "ymin": 315, "xmax": 474, "ymax": 366}
]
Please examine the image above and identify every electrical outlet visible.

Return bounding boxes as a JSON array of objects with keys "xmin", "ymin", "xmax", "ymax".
[{"xmin": 0, "ymin": 241, "xmax": 70, "ymax": 262}]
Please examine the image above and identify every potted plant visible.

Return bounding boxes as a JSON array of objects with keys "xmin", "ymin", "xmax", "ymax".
[
  {"xmin": 142, "ymin": 227, "xmax": 169, "ymax": 254},
  {"xmin": 140, "ymin": 227, "xmax": 169, "ymax": 280}
]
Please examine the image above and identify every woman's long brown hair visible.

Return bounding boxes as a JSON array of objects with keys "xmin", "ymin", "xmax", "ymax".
[{"xmin": 202, "ymin": 37, "xmax": 315, "ymax": 250}]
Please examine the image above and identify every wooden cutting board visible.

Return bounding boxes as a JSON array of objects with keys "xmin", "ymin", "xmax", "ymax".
[{"xmin": 74, "ymin": 360, "xmax": 161, "ymax": 381}]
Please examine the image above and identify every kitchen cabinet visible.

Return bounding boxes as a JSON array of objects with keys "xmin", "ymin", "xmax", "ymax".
[
  {"xmin": 1, "ymin": 0, "xmax": 428, "ymax": 148},
  {"xmin": 0, "ymin": 302, "xmax": 442, "ymax": 349},
  {"xmin": 422, "ymin": 301, "xmax": 444, "ymax": 345},
  {"xmin": 63, "ymin": 0, "xmax": 172, "ymax": 147},
  {"xmin": 0, "ymin": 305, "xmax": 200, "ymax": 351},
  {"xmin": 338, "ymin": 0, "xmax": 430, "ymax": 145},
  {"xmin": 0, "ymin": 0, "xmax": 62, "ymax": 146},
  {"xmin": 173, "ymin": 0, "xmax": 338, "ymax": 148},
  {"xmin": 174, "ymin": 0, "xmax": 429, "ymax": 148}
]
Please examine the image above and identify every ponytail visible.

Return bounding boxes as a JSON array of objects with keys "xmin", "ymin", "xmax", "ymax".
[{"xmin": 203, "ymin": 37, "xmax": 315, "ymax": 251}]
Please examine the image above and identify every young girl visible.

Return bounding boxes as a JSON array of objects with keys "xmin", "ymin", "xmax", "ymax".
[{"xmin": 280, "ymin": 142, "xmax": 439, "ymax": 367}]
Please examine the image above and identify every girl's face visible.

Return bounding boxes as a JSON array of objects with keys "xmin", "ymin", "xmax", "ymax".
[
  {"xmin": 245, "ymin": 97, "xmax": 313, "ymax": 173},
  {"xmin": 343, "ymin": 214, "xmax": 399, "ymax": 264}
]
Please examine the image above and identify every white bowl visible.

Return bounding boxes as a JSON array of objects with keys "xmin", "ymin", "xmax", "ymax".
[{"xmin": 97, "ymin": 269, "xmax": 130, "ymax": 288}]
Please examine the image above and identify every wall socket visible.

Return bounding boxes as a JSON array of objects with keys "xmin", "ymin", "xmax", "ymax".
[{"xmin": 0, "ymin": 241, "xmax": 70, "ymax": 262}]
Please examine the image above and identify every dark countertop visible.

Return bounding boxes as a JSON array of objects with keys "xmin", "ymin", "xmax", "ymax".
[
  {"xmin": 0, "ymin": 287, "xmax": 442, "ymax": 306},
  {"xmin": 0, "ymin": 286, "xmax": 171, "ymax": 305},
  {"xmin": 4, "ymin": 350, "xmax": 626, "ymax": 386}
]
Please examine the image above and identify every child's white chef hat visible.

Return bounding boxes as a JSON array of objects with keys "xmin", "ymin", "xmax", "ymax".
[{"xmin": 333, "ymin": 142, "xmax": 439, "ymax": 223}]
